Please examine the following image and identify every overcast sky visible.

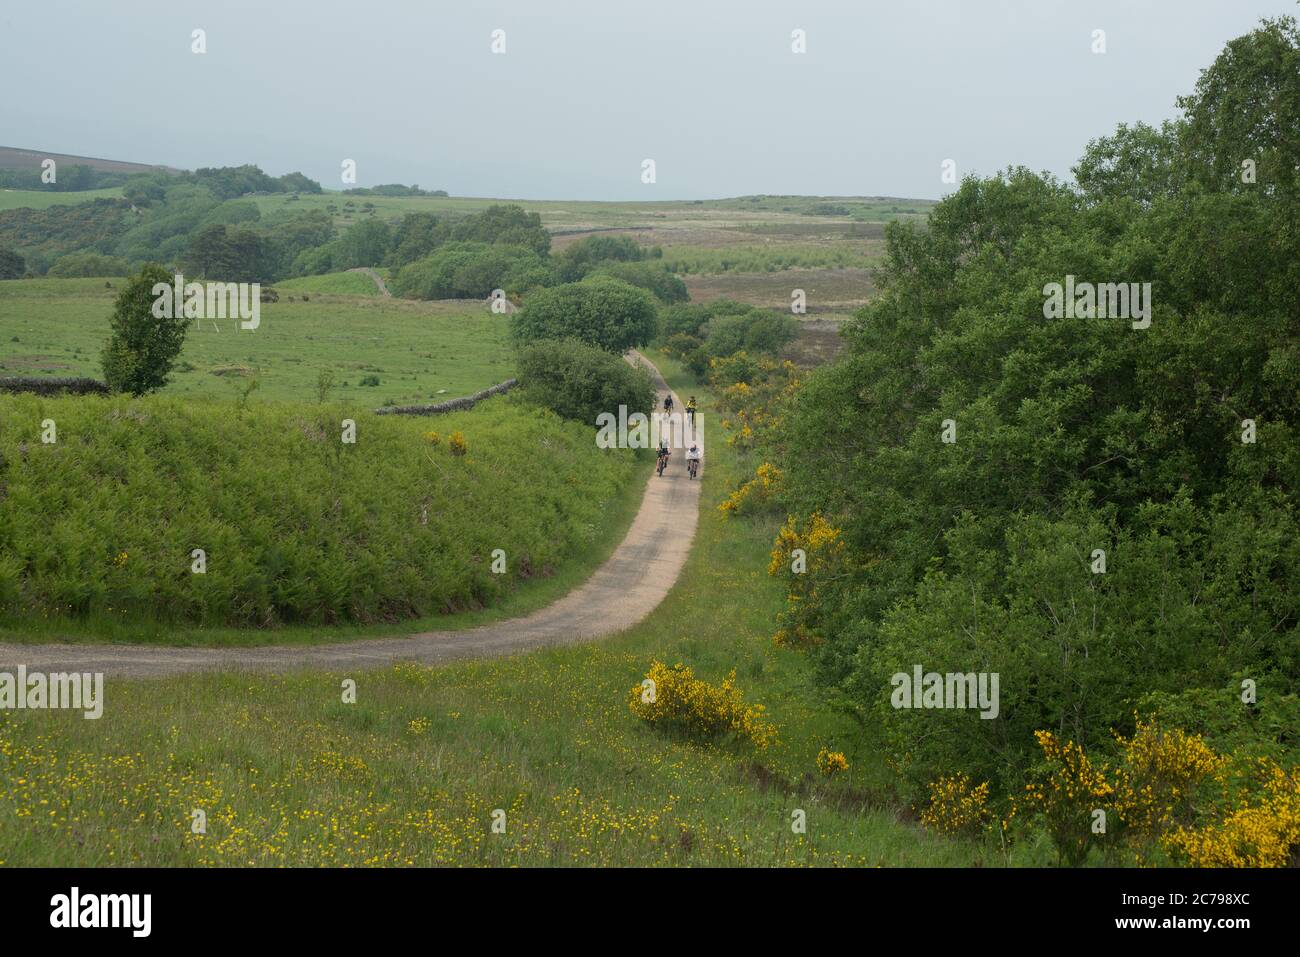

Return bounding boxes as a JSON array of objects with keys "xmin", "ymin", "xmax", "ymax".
[{"xmin": 1, "ymin": 0, "xmax": 1293, "ymax": 200}]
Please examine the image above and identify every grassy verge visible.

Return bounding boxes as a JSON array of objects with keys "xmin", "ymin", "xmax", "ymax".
[
  {"xmin": 0, "ymin": 394, "xmax": 642, "ymax": 643},
  {"xmin": 0, "ymin": 353, "xmax": 1010, "ymax": 865}
]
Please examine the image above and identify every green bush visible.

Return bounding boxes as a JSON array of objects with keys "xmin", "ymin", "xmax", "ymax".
[
  {"xmin": 0, "ymin": 247, "xmax": 24, "ymax": 279},
  {"xmin": 557, "ymin": 234, "xmax": 646, "ymax": 281},
  {"xmin": 392, "ymin": 242, "xmax": 554, "ymax": 300},
  {"xmin": 517, "ymin": 338, "xmax": 655, "ymax": 428},
  {"xmin": 512, "ymin": 277, "xmax": 657, "ymax": 353},
  {"xmin": 588, "ymin": 260, "xmax": 689, "ymax": 303},
  {"xmin": 47, "ymin": 253, "xmax": 130, "ymax": 278},
  {"xmin": 100, "ymin": 264, "xmax": 190, "ymax": 395}
]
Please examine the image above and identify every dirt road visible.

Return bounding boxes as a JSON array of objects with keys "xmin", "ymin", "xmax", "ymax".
[{"xmin": 0, "ymin": 352, "xmax": 700, "ymax": 677}]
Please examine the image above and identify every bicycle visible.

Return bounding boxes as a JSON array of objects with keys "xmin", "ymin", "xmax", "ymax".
[
  {"xmin": 656, "ymin": 449, "xmax": 670, "ymax": 477},
  {"xmin": 687, "ymin": 456, "xmax": 700, "ymax": 480}
]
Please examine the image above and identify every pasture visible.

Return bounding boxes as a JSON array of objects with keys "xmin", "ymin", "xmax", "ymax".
[{"xmin": 0, "ymin": 277, "xmax": 513, "ymax": 404}]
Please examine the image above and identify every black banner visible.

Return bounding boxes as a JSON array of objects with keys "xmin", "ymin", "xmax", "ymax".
[{"xmin": 0, "ymin": 866, "xmax": 1285, "ymax": 943}]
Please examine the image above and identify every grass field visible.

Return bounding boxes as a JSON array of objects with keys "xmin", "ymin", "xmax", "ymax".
[
  {"xmin": 0, "ymin": 277, "xmax": 512, "ymax": 404},
  {"xmin": 0, "ymin": 355, "xmax": 1021, "ymax": 867},
  {"xmin": 0, "ymin": 187, "xmax": 123, "ymax": 212}
]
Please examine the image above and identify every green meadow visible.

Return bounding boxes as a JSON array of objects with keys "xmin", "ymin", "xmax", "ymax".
[
  {"xmin": 0, "ymin": 187, "xmax": 124, "ymax": 212},
  {"xmin": 0, "ymin": 277, "xmax": 513, "ymax": 404}
]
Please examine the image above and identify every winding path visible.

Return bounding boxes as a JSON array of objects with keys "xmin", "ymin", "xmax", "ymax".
[
  {"xmin": 0, "ymin": 353, "xmax": 701, "ymax": 678},
  {"xmin": 346, "ymin": 266, "xmax": 392, "ymax": 297}
]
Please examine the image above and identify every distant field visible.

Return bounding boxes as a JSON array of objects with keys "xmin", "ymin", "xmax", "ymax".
[
  {"xmin": 252, "ymin": 192, "xmax": 934, "ymax": 236},
  {"xmin": 683, "ymin": 267, "xmax": 875, "ymax": 315},
  {"xmin": 660, "ymin": 243, "xmax": 879, "ymax": 274},
  {"xmin": 0, "ymin": 278, "xmax": 513, "ymax": 404},
  {"xmin": 0, "ymin": 187, "xmax": 123, "ymax": 211}
]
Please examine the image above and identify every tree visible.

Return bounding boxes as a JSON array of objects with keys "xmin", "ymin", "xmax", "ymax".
[
  {"xmin": 517, "ymin": 338, "xmax": 656, "ymax": 427},
  {"xmin": 0, "ymin": 247, "xmax": 24, "ymax": 279},
  {"xmin": 101, "ymin": 264, "xmax": 190, "ymax": 395},
  {"xmin": 183, "ymin": 224, "xmax": 270, "ymax": 281},
  {"xmin": 511, "ymin": 277, "xmax": 658, "ymax": 353},
  {"xmin": 557, "ymin": 234, "xmax": 646, "ymax": 281},
  {"xmin": 588, "ymin": 260, "xmax": 689, "ymax": 303},
  {"xmin": 1177, "ymin": 16, "xmax": 1300, "ymax": 198},
  {"xmin": 334, "ymin": 218, "xmax": 391, "ymax": 269}
]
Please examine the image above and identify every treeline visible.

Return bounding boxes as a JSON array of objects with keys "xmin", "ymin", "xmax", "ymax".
[
  {"xmin": 0, "ymin": 164, "xmax": 327, "ymax": 275},
  {"xmin": 344, "ymin": 184, "xmax": 447, "ymax": 197},
  {"xmin": 723, "ymin": 17, "xmax": 1299, "ymax": 864},
  {"xmin": 0, "ymin": 162, "xmax": 693, "ymax": 310},
  {"xmin": 0, "ymin": 164, "xmax": 133, "ymax": 191}
]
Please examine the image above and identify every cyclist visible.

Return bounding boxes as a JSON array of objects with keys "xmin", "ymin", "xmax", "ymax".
[
  {"xmin": 685, "ymin": 396, "xmax": 698, "ymax": 426},
  {"xmin": 663, "ymin": 394, "xmax": 674, "ymax": 414},
  {"xmin": 686, "ymin": 442, "xmax": 702, "ymax": 479},
  {"xmin": 656, "ymin": 440, "xmax": 671, "ymax": 476}
]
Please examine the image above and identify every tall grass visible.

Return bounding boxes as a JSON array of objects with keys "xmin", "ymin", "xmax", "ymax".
[{"xmin": 0, "ymin": 393, "xmax": 638, "ymax": 629}]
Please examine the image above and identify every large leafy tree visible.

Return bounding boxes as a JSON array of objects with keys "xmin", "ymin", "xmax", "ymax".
[
  {"xmin": 769, "ymin": 18, "xmax": 1300, "ymax": 798},
  {"xmin": 511, "ymin": 276, "xmax": 658, "ymax": 353}
]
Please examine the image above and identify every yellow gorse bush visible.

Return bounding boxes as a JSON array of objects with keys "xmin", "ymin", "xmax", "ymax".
[
  {"xmin": 921, "ymin": 772, "xmax": 992, "ymax": 835},
  {"xmin": 423, "ymin": 431, "xmax": 441, "ymax": 445},
  {"xmin": 1163, "ymin": 758, "xmax": 1300, "ymax": 867},
  {"xmin": 629, "ymin": 661, "xmax": 777, "ymax": 750},
  {"xmin": 768, "ymin": 511, "xmax": 846, "ymax": 648},
  {"xmin": 816, "ymin": 748, "xmax": 850, "ymax": 777},
  {"xmin": 1111, "ymin": 718, "xmax": 1228, "ymax": 834},
  {"xmin": 719, "ymin": 462, "xmax": 782, "ymax": 517},
  {"xmin": 1013, "ymin": 730, "xmax": 1114, "ymax": 865},
  {"xmin": 447, "ymin": 430, "xmax": 467, "ymax": 457}
]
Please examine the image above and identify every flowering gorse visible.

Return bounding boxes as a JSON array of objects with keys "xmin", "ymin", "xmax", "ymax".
[{"xmin": 629, "ymin": 661, "xmax": 776, "ymax": 750}]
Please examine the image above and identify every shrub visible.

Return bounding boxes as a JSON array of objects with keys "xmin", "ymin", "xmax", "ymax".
[
  {"xmin": 816, "ymin": 748, "xmax": 850, "ymax": 777},
  {"xmin": 512, "ymin": 276, "xmax": 657, "ymax": 353},
  {"xmin": 1163, "ymin": 759, "xmax": 1300, "ymax": 867},
  {"xmin": 101, "ymin": 263, "xmax": 190, "ymax": 395},
  {"xmin": 920, "ymin": 773, "xmax": 993, "ymax": 836},
  {"xmin": 447, "ymin": 430, "xmax": 467, "ymax": 456},
  {"xmin": 47, "ymin": 253, "xmax": 129, "ymax": 278},
  {"xmin": 557, "ymin": 234, "xmax": 646, "ymax": 281},
  {"xmin": 516, "ymin": 338, "xmax": 655, "ymax": 428},
  {"xmin": 588, "ymin": 260, "xmax": 688, "ymax": 303},
  {"xmin": 1013, "ymin": 731, "xmax": 1116, "ymax": 866},
  {"xmin": 629, "ymin": 660, "xmax": 777, "ymax": 749},
  {"xmin": 0, "ymin": 247, "xmax": 25, "ymax": 279},
  {"xmin": 392, "ymin": 242, "xmax": 553, "ymax": 300}
]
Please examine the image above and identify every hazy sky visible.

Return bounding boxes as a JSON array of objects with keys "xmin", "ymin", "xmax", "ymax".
[{"xmin": 1, "ymin": 0, "xmax": 1293, "ymax": 200}]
